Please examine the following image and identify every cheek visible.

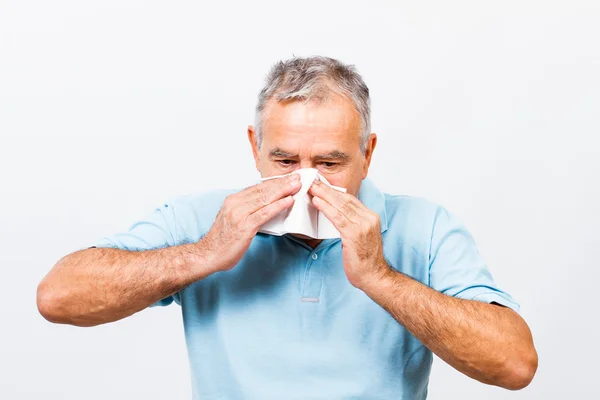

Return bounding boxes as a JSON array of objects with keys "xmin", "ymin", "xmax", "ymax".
[
  {"xmin": 345, "ymin": 166, "xmax": 367, "ymax": 196},
  {"xmin": 261, "ymin": 160, "xmax": 299, "ymax": 177},
  {"xmin": 257, "ymin": 159, "xmax": 281, "ymax": 177},
  {"xmin": 320, "ymin": 169, "xmax": 361, "ymax": 194}
]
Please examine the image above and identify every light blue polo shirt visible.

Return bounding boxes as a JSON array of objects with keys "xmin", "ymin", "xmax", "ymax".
[{"xmin": 93, "ymin": 177, "xmax": 519, "ymax": 399}]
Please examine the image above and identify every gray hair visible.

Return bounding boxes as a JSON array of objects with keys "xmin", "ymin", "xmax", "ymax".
[{"xmin": 254, "ymin": 56, "xmax": 371, "ymax": 153}]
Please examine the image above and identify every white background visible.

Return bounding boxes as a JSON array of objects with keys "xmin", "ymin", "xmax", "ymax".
[{"xmin": 1, "ymin": 1, "xmax": 599, "ymax": 398}]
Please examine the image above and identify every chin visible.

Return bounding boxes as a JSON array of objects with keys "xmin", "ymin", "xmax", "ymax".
[{"xmin": 288, "ymin": 233, "xmax": 312, "ymax": 240}]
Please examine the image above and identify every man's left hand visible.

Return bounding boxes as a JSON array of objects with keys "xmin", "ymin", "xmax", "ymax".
[{"xmin": 309, "ymin": 180, "xmax": 391, "ymax": 289}]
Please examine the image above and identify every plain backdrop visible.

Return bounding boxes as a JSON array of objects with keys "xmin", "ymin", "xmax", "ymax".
[{"xmin": 1, "ymin": 1, "xmax": 599, "ymax": 399}]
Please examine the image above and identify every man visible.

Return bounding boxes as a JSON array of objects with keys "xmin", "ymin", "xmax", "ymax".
[{"xmin": 37, "ymin": 56, "xmax": 538, "ymax": 399}]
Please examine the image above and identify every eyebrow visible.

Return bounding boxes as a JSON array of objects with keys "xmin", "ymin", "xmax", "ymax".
[
  {"xmin": 314, "ymin": 150, "xmax": 350, "ymax": 161},
  {"xmin": 269, "ymin": 148, "xmax": 350, "ymax": 161},
  {"xmin": 269, "ymin": 148, "xmax": 298, "ymax": 158}
]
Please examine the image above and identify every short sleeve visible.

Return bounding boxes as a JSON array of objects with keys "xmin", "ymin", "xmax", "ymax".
[
  {"xmin": 92, "ymin": 202, "xmax": 181, "ymax": 307},
  {"xmin": 428, "ymin": 206, "xmax": 520, "ymax": 313}
]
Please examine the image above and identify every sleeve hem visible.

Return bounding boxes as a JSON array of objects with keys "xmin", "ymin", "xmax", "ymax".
[
  {"xmin": 470, "ymin": 291, "xmax": 521, "ymax": 313},
  {"xmin": 454, "ymin": 288, "xmax": 520, "ymax": 313},
  {"xmin": 91, "ymin": 238, "xmax": 118, "ymax": 248}
]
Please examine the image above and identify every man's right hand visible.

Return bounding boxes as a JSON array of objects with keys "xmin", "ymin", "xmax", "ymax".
[
  {"xmin": 198, "ymin": 173, "xmax": 301, "ymax": 273},
  {"xmin": 36, "ymin": 173, "xmax": 301, "ymax": 326}
]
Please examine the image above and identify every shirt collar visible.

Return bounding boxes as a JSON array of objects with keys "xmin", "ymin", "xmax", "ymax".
[{"xmin": 357, "ymin": 177, "xmax": 388, "ymax": 233}]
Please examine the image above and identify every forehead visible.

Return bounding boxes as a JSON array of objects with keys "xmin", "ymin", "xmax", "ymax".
[{"xmin": 260, "ymin": 94, "xmax": 362, "ymax": 151}]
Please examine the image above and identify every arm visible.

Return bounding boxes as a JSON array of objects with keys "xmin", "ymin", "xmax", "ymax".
[
  {"xmin": 37, "ymin": 173, "xmax": 302, "ymax": 327},
  {"xmin": 37, "ymin": 243, "xmax": 212, "ymax": 327},
  {"xmin": 361, "ymin": 267, "xmax": 538, "ymax": 390},
  {"xmin": 309, "ymin": 180, "xmax": 538, "ymax": 390}
]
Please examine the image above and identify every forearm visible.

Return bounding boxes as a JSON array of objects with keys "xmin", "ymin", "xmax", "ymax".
[
  {"xmin": 37, "ymin": 242, "xmax": 213, "ymax": 327},
  {"xmin": 361, "ymin": 267, "xmax": 538, "ymax": 390}
]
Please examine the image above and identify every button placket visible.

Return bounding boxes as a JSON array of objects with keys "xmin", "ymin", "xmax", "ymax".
[{"xmin": 300, "ymin": 252, "xmax": 324, "ymax": 303}]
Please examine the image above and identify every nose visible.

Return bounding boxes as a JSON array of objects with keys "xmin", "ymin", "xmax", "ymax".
[{"xmin": 299, "ymin": 159, "xmax": 315, "ymax": 170}]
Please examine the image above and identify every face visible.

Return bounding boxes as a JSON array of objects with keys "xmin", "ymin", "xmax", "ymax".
[{"xmin": 248, "ymin": 94, "xmax": 377, "ymax": 197}]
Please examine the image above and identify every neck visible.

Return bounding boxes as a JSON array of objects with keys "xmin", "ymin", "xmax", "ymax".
[{"xmin": 302, "ymin": 238, "xmax": 323, "ymax": 249}]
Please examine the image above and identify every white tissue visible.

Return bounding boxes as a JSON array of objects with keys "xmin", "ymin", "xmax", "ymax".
[{"xmin": 258, "ymin": 168, "xmax": 347, "ymax": 239}]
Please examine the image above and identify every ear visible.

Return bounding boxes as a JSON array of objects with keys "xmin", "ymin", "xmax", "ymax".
[
  {"xmin": 361, "ymin": 133, "xmax": 377, "ymax": 179},
  {"xmin": 247, "ymin": 125, "xmax": 261, "ymax": 171}
]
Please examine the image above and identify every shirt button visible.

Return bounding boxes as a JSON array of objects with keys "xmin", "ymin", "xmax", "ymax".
[{"xmin": 311, "ymin": 253, "xmax": 318, "ymax": 260}]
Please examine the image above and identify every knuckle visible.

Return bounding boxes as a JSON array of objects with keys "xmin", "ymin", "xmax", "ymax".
[
  {"xmin": 216, "ymin": 209, "xmax": 230, "ymax": 225},
  {"xmin": 224, "ymin": 206, "xmax": 237, "ymax": 222},
  {"xmin": 222, "ymin": 196, "xmax": 236, "ymax": 210},
  {"xmin": 340, "ymin": 200, "xmax": 353, "ymax": 215},
  {"xmin": 334, "ymin": 210, "xmax": 346, "ymax": 226},
  {"xmin": 256, "ymin": 187, "xmax": 269, "ymax": 206},
  {"xmin": 246, "ymin": 214, "xmax": 263, "ymax": 230},
  {"xmin": 373, "ymin": 219, "xmax": 381, "ymax": 230},
  {"xmin": 231, "ymin": 218, "xmax": 242, "ymax": 231},
  {"xmin": 256, "ymin": 208, "xmax": 268, "ymax": 223},
  {"xmin": 233, "ymin": 217, "xmax": 248, "ymax": 233},
  {"xmin": 369, "ymin": 212, "xmax": 380, "ymax": 224},
  {"xmin": 251, "ymin": 206, "xmax": 265, "ymax": 219},
  {"xmin": 370, "ymin": 213, "xmax": 378, "ymax": 223}
]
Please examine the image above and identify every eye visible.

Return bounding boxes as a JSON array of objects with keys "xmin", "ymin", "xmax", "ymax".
[
  {"xmin": 277, "ymin": 159, "xmax": 296, "ymax": 167},
  {"xmin": 321, "ymin": 162, "xmax": 338, "ymax": 168}
]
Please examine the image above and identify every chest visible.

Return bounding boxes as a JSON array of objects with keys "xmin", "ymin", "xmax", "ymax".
[{"xmin": 181, "ymin": 234, "xmax": 428, "ymax": 356}]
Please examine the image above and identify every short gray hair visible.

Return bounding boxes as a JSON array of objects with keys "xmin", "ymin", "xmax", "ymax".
[{"xmin": 254, "ymin": 56, "xmax": 371, "ymax": 153}]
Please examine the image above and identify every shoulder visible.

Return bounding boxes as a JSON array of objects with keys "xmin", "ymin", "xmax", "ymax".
[
  {"xmin": 384, "ymin": 193, "xmax": 440, "ymax": 218},
  {"xmin": 163, "ymin": 188, "xmax": 239, "ymax": 243},
  {"xmin": 382, "ymin": 194, "xmax": 457, "ymax": 246},
  {"xmin": 384, "ymin": 193, "xmax": 442, "ymax": 227},
  {"xmin": 169, "ymin": 188, "xmax": 238, "ymax": 216}
]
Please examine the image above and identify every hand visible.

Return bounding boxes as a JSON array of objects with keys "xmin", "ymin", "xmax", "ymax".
[
  {"xmin": 309, "ymin": 180, "xmax": 391, "ymax": 289},
  {"xmin": 200, "ymin": 173, "xmax": 301, "ymax": 272}
]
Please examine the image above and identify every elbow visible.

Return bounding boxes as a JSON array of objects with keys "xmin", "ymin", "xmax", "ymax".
[
  {"xmin": 37, "ymin": 251, "xmax": 106, "ymax": 327},
  {"xmin": 36, "ymin": 279, "xmax": 81, "ymax": 325},
  {"xmin": 501, "ymin": 347, "xmax": 538, "ymax": 390}
]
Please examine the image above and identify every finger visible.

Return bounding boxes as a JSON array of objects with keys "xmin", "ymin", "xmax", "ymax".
[
  {"xmin": 237, "ymin": 174, "xmax": 301, "ymax": 215},
  {"xmin": 309, "ymin": 180, "xmax": 354, "ymax": 209},
  {"xmin": 309, "ymin": 181, "xmax": 364, "ymax": 223},
  {"xmin": 248, "ymin": 195, "xmax": 295, "ymax": 229},
  {"xmin": 312, "ymin": 195, "xmax": 352, "ymax": 233}
]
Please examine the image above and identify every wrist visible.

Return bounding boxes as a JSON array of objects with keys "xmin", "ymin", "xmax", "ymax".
[
  {"xmin": 358, "ymin": 259, "xmax": 395, "ymax": 294},
  {"xmin": 179, "ymin": 240, "xmax": 221, "ymax": 281}
]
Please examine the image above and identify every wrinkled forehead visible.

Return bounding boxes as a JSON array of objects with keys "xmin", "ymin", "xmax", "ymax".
[{"xmin": 260, "ymin": 96, "xmax": 362, "ymax": 149}]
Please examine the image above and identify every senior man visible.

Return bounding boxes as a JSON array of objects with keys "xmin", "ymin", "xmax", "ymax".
[{"xmin": 37, "ymin": 56, "xmax": 537, "ymax": 399}]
